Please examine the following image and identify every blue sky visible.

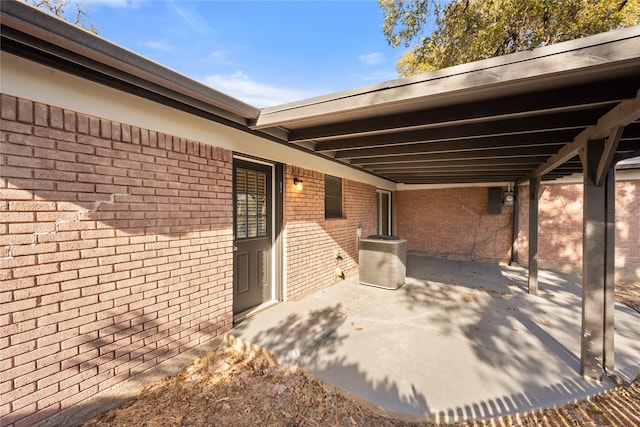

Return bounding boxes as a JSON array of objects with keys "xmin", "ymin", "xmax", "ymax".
[{"xmin": 83, "ymin": 0, "xmax": 405, "ymax": 107}]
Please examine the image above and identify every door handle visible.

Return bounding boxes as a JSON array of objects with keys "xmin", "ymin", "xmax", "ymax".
[{"xmin": 233, "ymin": 246, "xmax": 238, "ymax": 252}]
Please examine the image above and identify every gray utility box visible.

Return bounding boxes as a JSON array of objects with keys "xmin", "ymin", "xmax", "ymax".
[{"xmin": 358, "ymin": 235, "xmax": 406, "ymax": 289}]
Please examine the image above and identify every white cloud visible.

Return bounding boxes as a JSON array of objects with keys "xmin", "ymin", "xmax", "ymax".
[
  {"xmin": 86, "ymin": 0, "xmax": 142, "ymax": 8},
  {"xmin": 168, "ymin": 1, "xmax": 211, "ymax": 36},
  {"xmin": 358, "ymin": 52, "xmax": 385, "ymax": 65},
  {"xmin": 210, "ymin": 50, "xmax": 227, "ymax": 59},
  {"xmin": 201, "ymin": 71, "xmax": 320, "ymax": 108},
  {"xmin": 143, "ymin": 40, "xmax": 175, "ymax": 52},
  {"xmin": 207, "ymin": 50, "xmax": 237, "ymax": 66}
]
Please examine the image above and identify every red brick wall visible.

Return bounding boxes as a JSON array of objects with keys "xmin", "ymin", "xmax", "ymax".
[
  {"xmin": 516, "ymin": 183, "xmax": 583, "ymax": 271},
  {"xmin": 283, "ymin": 165, "xmax": 376, "ymax": 300},
  {"xmin": 517, "ymin": 180, "xmax": 640, "ymax": 281},
  {"xmin": 617, "ymin": 180, "xmax": 640, "ymax": 281},
  {"xmin": 0, "ymin": 95, "xmax": 234, "ymax": 426},
  {"xmin": 395, "ymin": 187, "xmax": 513, "ymax": 263}
]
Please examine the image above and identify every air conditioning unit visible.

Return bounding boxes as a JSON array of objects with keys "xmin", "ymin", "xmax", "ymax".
[{"xmin": 359, "ymin": 235, "xmax": 406, "ymax": 290}]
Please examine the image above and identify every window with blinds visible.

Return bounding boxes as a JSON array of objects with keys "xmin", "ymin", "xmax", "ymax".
[
  {"xmin": 236, "ymin": 169, "xmax": 267, "ymax": 239},
  {"xmin": 324, "ymin": 175, "xmax": 343, "ymax": 219}
]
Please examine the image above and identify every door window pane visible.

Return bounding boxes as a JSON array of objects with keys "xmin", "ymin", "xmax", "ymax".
[
  {"xmin": 236, "ymin": 168, "xmax": 268, "ymax": 239},
  {"xmin": 257, "ymin": 195, "xmax": 266, "ymax": 235}
]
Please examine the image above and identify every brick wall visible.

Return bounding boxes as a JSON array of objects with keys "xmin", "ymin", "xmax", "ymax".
[
  {"xmin": 0, "ymin": 95, "xmax": 234, "ymax": 426},
  {"xmin": 395, "ymin": 187, "xmax": 513, "ymax": 263},
  {"xmin": 517, "ymin": 180, "xmax": 640, "ymax": 281},
  {"xmin": 283, "ymin": 165, "xmax": 376, "ymax": 301},
  {"xmin": 616, "ymin": 180, "xmax": 640, "ymax": 281}
]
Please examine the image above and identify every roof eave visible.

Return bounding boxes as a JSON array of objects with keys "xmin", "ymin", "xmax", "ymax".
[
  {"xmin": 253, "ymin": 25, "xmax": 640, "ymax": 130},
  {"xmin": 0, "ymin": 0, "xmax": 261, "ymax": 125}
]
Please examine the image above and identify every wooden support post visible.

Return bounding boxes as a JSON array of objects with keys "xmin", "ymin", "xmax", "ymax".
[
  {"xmin": 603, "ymin": 165, "xmax": 616, "ymax": 375},
  {"xmin": 528, "ymin": 177, "xmax": 540, "ymax": 296},
  {"xmin": 511, "ymin": 184, "xmax": 519, "ymax": 266},
  {"xmin": 581, "ymin": 140, "xmax": 606, "ymax": 381}
]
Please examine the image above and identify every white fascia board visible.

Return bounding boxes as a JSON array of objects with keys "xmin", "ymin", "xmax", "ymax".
[
  {"xmin": 517, "ymin": 169, "xmax": 640, "ymax": 185},
  {"xmin": 396, "ymin": 182, "xmax": 512, "ymax": 191},
  {"xmin": 1, "ymin": 52, "xmax": 395, "ymax": 191},
  {"xmin": 616, "ymin": 169, "xmax": 640, "ymax": 181}
]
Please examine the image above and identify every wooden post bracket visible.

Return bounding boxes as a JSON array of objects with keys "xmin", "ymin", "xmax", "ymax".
[
  {"xmin": 532, "ymin": 90, "xmax": 640, "ymax": 179},
  {"xmin": 595, "ymin": 126, "xmax": 624, "ymax": 187}
]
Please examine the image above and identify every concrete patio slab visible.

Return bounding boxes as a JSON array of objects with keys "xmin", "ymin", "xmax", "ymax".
[{"xmin": 230, "ymin": 255, "xmax": 640, "ymax": 423}]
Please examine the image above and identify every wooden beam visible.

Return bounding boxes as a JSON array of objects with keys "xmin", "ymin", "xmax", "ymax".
[
  {"xmin": 333, "ymin": 130, "xmax": 575, "ymax": 159},
  {"xmin": 366, "ymin": 157, "xmax": 551, "ymax": 170},
  {"xmin": 351, "ymin": 148, "xmax": 557, "ymax": 166},
  {"xmin": 604, "ymin": 165, "xmax": 616, "ymax": 375},
  {"xmin": 314, "ymin": 110, "xmax": 600, "ymax": 152},
  {"xmin": 533, "ymin": 91, "xmax": 640, "ymax": 178},
  {"xmin": 385, "ymin": 171, "xmax": 531, "ymax": 179},
  {"xmin": 590, "ymin": 90, "xmax": 640, "ymax": 139},
  {"xmin": 595, "ymin": 126, "xmax": 624, "ymax": 187},
  {"xmin": 581, "ymin": 140, "xmax": 607, "ymax": 381},
  {"xmin": 533, "ymin": 127, "xmax": 594, "ymax": 177},
  {"xmin": 528, "ymin": 177, "xmax": 540, "ymax": 296},
  {"xmin": 395, "ymin": 177, "xmax": 520, "ymax": 184},
  {"xmin": 579, "ymin": 146, "xmax": 587, "ymax": 170},
  {"xmin": 281, "ymin": 82, "xmax": 632, "ymax": 142},
  {"xmin": 511, "ymin": 184, "xmax": 520, "ymax": 266}
]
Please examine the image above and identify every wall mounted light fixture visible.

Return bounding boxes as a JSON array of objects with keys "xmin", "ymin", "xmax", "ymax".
[{"xmin": 293, "ymin": 178, "xmax": 303, "ymax": 191}]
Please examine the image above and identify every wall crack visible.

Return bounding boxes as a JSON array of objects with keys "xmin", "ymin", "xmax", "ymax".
[{"xmin": 2, "ymin": 193, "xmax": 129, "ymax": 259}]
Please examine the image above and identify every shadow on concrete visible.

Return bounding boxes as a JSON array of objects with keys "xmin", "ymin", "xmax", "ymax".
[
  {"xmin": 231, "ymin": 304, "xmax": 348, "ymax": 366},
  {"xmin": 230, "ymin": 296, "xmax": 435, "ymax": 416},
  {"xmin": 229, "ymin": 254, "xmax": 639, "ymax": 423}
]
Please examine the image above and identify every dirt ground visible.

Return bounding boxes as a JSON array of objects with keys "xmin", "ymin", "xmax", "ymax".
[
  {"xmin": 616, "ymin": 281, "xmax": 640, "ymax": 313},
  {"xmin": 83, "ymin": 283, "xmax": 640, "ymax": 427}
]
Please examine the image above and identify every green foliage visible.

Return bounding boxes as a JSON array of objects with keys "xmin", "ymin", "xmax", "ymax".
[
  {"xmin": 25, "ymin": 0, "xmax": 96, "ymax": 33},
  {"xmin": 380, "ymin": 0, "xmax": 640, "ymax": 76},
  {"xmin": 381, "ymin": 0, "xmax": 439, "ymax": 48}
]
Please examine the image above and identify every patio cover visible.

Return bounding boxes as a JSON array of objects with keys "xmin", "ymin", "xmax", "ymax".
[
  {"xmin": 252, "ymin": 26, "xmax": 640, "ymax": 185},
  {"xmin": 1, "ymin": 0, "xmax": 639, "ymax": 381}
]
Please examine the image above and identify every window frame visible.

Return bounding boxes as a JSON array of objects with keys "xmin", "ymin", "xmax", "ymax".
[
  {"xmin": 324, "ymin": 174, "xmax": 343, "ymax": 219},
  {"xmin": 376, "ymin": 189, "xmax": 392, "ymax": 235}
]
